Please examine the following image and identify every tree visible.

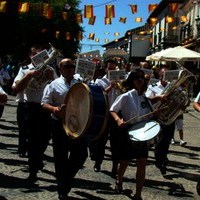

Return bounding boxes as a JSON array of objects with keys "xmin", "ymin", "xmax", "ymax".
[{"xmin": 0, "ymin": 0, "xmax": 83, "ymax": 61}]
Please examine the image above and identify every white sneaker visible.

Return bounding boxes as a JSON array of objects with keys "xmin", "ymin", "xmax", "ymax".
[
  {"xmin": 171, "ymin": 138, "xmax": 175, "ymax": 144},
  {"xmin": 180, "ymin": 140, "xmax": 187, "ymax": 146}
]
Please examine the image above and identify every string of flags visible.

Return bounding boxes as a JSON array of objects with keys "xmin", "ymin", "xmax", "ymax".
[{"xmin": 0, "ymin": 1, "xmax": 189, "ymax": 42}]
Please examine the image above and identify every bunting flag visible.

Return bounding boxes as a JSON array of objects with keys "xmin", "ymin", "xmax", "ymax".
[
  {"xmin": 88, "ymin": 33, "xmax": 95, "ymax": 40},
  {"xmin": 76, "ymin": 14, "xmax": 83, "ymax": 23},
  {"xmin": 148, "ymin": 4, "xmax": 158, "ymax": 12},
  {"xmin": 105, "ymin": 39, "xmax": 109, "ymax": 43},
  {"xmin": 105, "ymin": 5, "xmax": 115, "ymax": 18},
  {"xmin": 88, "ymin": 16, "xmax": 96, "ymax": 25},
  {"xmin": 0, "ymin": 1, "xmax": 7, "ymax": 13},
  {"xmin": 135, "ymin": 17, "xmax": 142, "ymax": 22},
  {"xmin": 165, "ymin": 16, "xmax": 174, "ymax": 23},
  {"xmin": 77, "ymin": 31, "xmax": 83, "ymax": 41},
  {"xmin": 41, "ymin": 3, "xmax": 52, "ymax": 19},
  {"xmin": 150, "ymin": 17, "xmax": 157, "ymax": 26},
  {"xmin": 62, "ymin": 11, "xmax": 68, "ymax": 20},
  {"xmin": 55, "ymin": 31, "xmax": 60, "ymax": 39},
  {"xmin": 129, "ymin": 5, "xmax": 137, "ymax": 14},
  {"xmin": 169, "ymin": 3, "xmax": 178, "ymax": 13},
  {"xmin": 65, "ymin": 32, "xmax": 71, "ymax": 40},
  {"xmin": 18, "ymin": 2, "xmax": 30, "ymax": 13},
  {"xmin": 84, "ymin": 5, "xmax": 93, "ymax": 18},
  {"xmin": 119, "ymin": 17, "xmax": 126, "ymax": 23},
  {"xmin": 105, "ymin": 17, "xmax": 112, "ymax": 25},
  {"xmin": 114, "ymin": 32, "xmax": 120, "ymax": 36},
  {"xmin": 95, "ymin": 38, "xmax": 99, "ymax": 42}
]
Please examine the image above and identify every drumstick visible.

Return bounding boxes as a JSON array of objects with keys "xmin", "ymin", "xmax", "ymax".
[{"xmin": 124, "ymin": 105, "xmax": 168, "ymax": 125}]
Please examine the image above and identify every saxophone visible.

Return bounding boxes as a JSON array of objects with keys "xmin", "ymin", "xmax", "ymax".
[
  {"xmin": 26, "ymin": 43, "xmax": 59, "ymax": 91},
  {"xmin": 154, "ymin": 69, "xmax": 193, "ymax": 125}
]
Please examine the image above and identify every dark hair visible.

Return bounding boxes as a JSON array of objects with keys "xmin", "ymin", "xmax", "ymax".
[{"xmin": 122, "ymin": 69, "xmax": 145, "ymax": 90}]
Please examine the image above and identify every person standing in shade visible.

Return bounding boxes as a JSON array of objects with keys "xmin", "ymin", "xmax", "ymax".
[
  {"xmin": 41, "ymin": 58, "xmax": 88, "ymax": 200},
  {"xmin": 12, "ymin": 44, "xmax": 56, "ymax": 181}
]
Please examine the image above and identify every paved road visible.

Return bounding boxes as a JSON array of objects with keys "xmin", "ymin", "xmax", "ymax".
[{"xmin": 0, "ymin": 95, "xmax": 200, "ymax": 200}]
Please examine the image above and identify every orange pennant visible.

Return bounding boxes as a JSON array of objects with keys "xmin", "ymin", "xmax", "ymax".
[
  {"xmin": 129, "ymin": 5, "xmax": 137, "ymax": 14},
  {"xmin": 84, "ymin": 5, "xmax": 94, "ymax": 18},
  {"xmin": 62, "ymin": 12, "xmax": 68, "ymax": 20},
  {"xmin": 88, "ymin": 16, "xmax": 96, "ymax": 25},
  {"xmin": 119, "ymin": 17, "xmax": 126, "ymax": 23},
  {"xmin": 41, "ymin": 3, "xmax": 52, "ymax": 19},
  {"xmin": 88, "ymin": 33, "xmax": 95, "ymax": 40},
  {"xmin": 148, "ymin": 4, "xmax": 158, "ymax": 12},
  {"xmin": 76, "ymin": 14, "xmax": 83, "ymax": 23},
  {"xmin": 105, "ymin": 5, "xmax": 115, "ymax": 18},
  {"xmin": 77, "ymin": 31, "xmax": 83, "ymax": 41},
  {"xmin": 18, "ymin": 2, "xmax": 30, "ymax": 13}
]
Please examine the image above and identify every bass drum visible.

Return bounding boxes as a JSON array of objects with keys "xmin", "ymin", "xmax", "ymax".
[
  {"xmin": 128, "ymin": 120, "xmax": 161, "ymax": 146},
  {"xmin": 63, "ymin": 83, "xmax": 109, "ymax": 142}
]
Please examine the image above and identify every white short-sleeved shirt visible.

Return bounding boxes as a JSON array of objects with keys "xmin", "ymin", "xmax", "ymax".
[
  {"xmin": 110, "ymin": 89, "xmax": 152, "ymax": 124},
  {"xmin": 145, "ymin": 81, "xmax": 170, "ymax": 97},
  {"xmin": 41, "ymin": 75, "xmax": 80, "ymax": 107},
  {"xmin": 194, "ymin": 91, "xmax": 200, "ymax": 103},
  {"xmin": 13, "ymin": 63, "xmax": 57, "ymax": 103},
  {"xmin": 95, "ymin": 75, "xmax": 119, "ymax": 106}
]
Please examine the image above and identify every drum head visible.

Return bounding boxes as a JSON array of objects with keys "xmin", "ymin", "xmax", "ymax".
[
  {"xmin": 63, "ymin": 83, "xmax": 93, "ymax": 139},
  {"xmin": 128, "ymin": 121, "xmax": 160, "ymax": 142}
]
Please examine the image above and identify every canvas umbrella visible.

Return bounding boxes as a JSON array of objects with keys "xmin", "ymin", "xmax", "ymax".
[
  {"xmin": 146, "ymin": 48, "xmax": 173, "ymax": 61},
  {"xmin": 103, "ymin": 48, "xmax": 129, "ymax": 61},
  {"xmin": 157, "ymin": 46, "xmax": 200, "ymax": 62}
]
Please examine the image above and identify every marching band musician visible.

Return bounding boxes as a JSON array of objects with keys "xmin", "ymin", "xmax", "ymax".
[
  {"xmin": 109, "ymin": 69, "xmax": 153, "ymax": 200},
  {"xmin": 41, "ymin": 58, "xmax": 88, "ymax": 200},
  {"xmin": 145, "ymin": 67, "xmax": 175, "ymax": 175},
  {"xmin": 91, "ymin": 59, "xmax": 121, "ymax": 177},
  {"xmin": 12, "ymin": 44, "xmax": 57, "ymax": 183}
]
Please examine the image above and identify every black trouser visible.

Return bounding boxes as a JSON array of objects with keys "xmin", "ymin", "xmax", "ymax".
[
  {"xmin": 25, "ymin": 102, "xmax": 51, "ymax": 174},
  {"xmin": 88, "ymin": 115, "xmax": 119, "ymax": 167},
  {"xmin": 0, "ymin": 105, "xmax": 4, "ymax": 118},
  {"xmin": 16, "ymin": 102, "xmax": 29, "ymax": 154},
  {"xmin": 51, "ymin": 118, "xmax": 88, "ymax": 196},
  {"xmin": 154, "ymin": 122, "xmax": 175, "ymax": 166}
]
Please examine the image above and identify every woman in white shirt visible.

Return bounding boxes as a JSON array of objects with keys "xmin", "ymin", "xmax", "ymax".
[{"xmin": 110, "ymin": 69, "xmax": 153, "ymax": 200}]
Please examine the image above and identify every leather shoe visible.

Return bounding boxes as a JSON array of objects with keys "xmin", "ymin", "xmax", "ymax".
[
  {"xmin": 26, "ymin": 172, "xmax": 37, "ymax": 184},
  {"xmin": 94, "ymin": 163, "xmax": 101, "ymax": 172}
]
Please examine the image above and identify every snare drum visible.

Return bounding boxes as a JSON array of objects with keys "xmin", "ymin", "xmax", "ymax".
[
  {"xmin": 63, "ymin": 83, "xmax": 109, "ymax": 142},
  {"xmin": 128, "ymin": 120, "xmax": 161, "ymax": 146}
]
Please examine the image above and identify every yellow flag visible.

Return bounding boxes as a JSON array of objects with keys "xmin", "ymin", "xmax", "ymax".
[
  {"xmin": 105, "ymin": 17, "xmax": 112, "ymax": 25},
  {"xmin": 135, "ymin": 17, "xmax": 142, "ymax": 22},
  {"xmin": 18, "ymin": 2, "xmax": 30, "ymax": 13},
  {"xmin": 84, "ymin": 5, "xmax": 93, "ymax": 18},
  {"xmin": 88, "ymin": 16, "xmax": 96, "ymax": 25},
  {"xmin": 105, "ymin": 5, "xmax": 115, "ymax": 18},
  {"xmin": 0, "ymin": 1, "xmax": 7, "ymax": 13}
]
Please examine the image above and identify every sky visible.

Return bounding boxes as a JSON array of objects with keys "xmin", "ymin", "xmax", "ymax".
[{"xmin": 78, "ymin": 0, "xmax": 162, "ymax": 54}]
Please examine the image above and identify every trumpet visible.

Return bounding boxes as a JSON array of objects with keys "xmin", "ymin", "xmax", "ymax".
[
  {"xmin": 114, "ymin": 80, "xmax": 127, "ymax": 93},
  {"xmin": 27, "ymin": 43, "xmax": 59, "ymax": 91}
]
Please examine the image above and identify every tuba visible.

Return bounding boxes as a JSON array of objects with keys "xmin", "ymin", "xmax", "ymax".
[
  {"xmin": 153, "ymin": 69, "xmax": 193, "ymax": 125},
  {"xmin": 26, "ymin": 43, "xmax": 59, "ymax": 91}
]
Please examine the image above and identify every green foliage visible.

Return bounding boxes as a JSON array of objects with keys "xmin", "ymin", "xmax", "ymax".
[{"xmin": 0, "ymin": 0, "xmax": 83, "ymax": 60}]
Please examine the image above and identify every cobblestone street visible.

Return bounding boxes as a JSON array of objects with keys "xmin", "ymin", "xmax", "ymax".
[{"xmin": 0, "ymin": 95, "xmax": 200, "ymax": 200}]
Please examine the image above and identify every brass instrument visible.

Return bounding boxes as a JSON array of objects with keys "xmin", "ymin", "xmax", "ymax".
[
  {"xmin": 27, "ymin": 43, "xmax": 59, "ymax": 91},
  {"xmin": 153, "ymin": 69, "xmax": 193, "ymax": 125}
]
